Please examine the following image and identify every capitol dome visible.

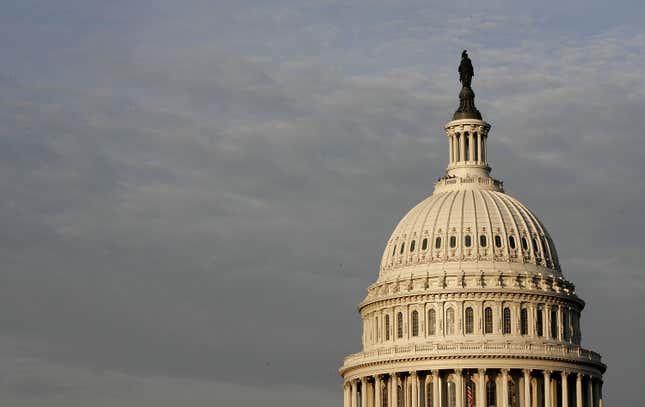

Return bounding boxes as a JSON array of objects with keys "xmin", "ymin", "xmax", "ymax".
[
  {"xmin": 340, "ymin": 52, "xmax": 605, "ymax": 407},
  {"xmin": 379, "ymin": 188, "xmax": 561, "ymax": 279}
]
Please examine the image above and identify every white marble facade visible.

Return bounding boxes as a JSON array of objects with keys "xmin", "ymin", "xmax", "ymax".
[{"xmin": 339, "ymin": 75, "xmax": 605, "ymax": 407}]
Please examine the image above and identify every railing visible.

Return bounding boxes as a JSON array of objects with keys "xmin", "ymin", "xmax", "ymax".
[{"xmin": 343, "ymin": 342, "xmax": 602, "ymax": 367}]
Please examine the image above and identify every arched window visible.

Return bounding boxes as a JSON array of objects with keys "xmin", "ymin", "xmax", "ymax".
[
  {"xmin": 563, "ymin": 309, "xmax": 570, "ymax": 341},
  {"xmin": 434, "ymin": 237, "xmax": 441, "ymax": 249},
  {"xmin": 410, "ymin": 240, "xmax": 416, "ymax": 252},
  {"xmin": 484, "ymin": 307, "xmax": 493, "ymax": 334},
  {"xmin": 480, "ymin": 235, "xmax": 487, "ymax": 247},
  {"xmin": 532, "ymin": 237, "xmax": 539, "ymax": 254},
  {"xmin": 495, "ymin": 235, "xmax": 502, "ymax": 248},
  {"xmin": 521, "ymin": 237, "xmax": 528, "ymax": 251},
  {"xmin": 464, "ymin": 307, "xmax": 474, "ymax": 334},
  {"xmin": 385, "ymin": 315, "xmax": 390, "ymax": 340},
  {"xmin": 550, "ymin": 307, "xmax": 558, "ymax": 339},
  {"xmin": 503, "ymin": 307, "xmax": 511, "ymax": 334},
  {"xmin": 392, "ymin": 244, "xmax": 397, "ymax": 256},
  {"xmin": 486, "ymin": 379, "xmax": 496, "ymax": 407},
  {"xmin": 397, "ymin": 312, "xmax": 404, "ymax": 338},
  {"xmin": 509, "ymin": 235, "xmax": 516, "ymax": 249},
  {"xmin": 428, "ymin": 309, "xmax": 436, "ymax": 335},
  {"xmin": 521, "ymin": 308, "xmax": 528, "ymax": 335},
  {"xmin": 536, "ymin": 305, "xmax": 544, "ymax": 337},
  {"xmin": 411, "ymin": 310, "xmax": 419, "ymax": 337},
  {"xmin": 464, "ymin": 235, "xmax": 472, "ymax": 247},
  {"xmin": 422, "ymin": 238, "xmax": 428, "ymax": 250},
  {"xmin": 450, "ymin": 236, "xmax": 457, "ymax": 248},
  {"xmin": 446, "ymin": 308, "xmax": 455, "ymax": 335},
  {"xmin": 400, "ymin": 242, "xmax": 405, "ymax": 254}
]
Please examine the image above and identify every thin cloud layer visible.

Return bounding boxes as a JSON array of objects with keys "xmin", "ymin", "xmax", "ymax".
[{"xmin": 0, "ymin": 1, "xmax": 644, "ymax": 405}]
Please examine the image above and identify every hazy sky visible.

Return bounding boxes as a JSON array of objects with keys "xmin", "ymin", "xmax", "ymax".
[{"xmin": 1, "ymin": 0, "xmax": 644, "ymax": 405}]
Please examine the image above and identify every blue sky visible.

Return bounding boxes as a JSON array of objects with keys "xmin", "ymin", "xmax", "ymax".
[{"xmin": 0, "ymin": 0, "xmax": 644, "ymax": 405}]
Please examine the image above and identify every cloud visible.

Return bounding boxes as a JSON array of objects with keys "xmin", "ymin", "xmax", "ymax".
[{"xmin": 0, "ymin": 1, "xmax": 644, "ymax": 405}]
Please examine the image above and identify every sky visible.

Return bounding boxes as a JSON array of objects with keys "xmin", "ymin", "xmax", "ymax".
[{"xmin": 0, "ymin": 0, "xmax": 644, "ymax": 405}]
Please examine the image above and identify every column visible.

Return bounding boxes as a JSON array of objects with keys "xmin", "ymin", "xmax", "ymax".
[
  {"xmin": 478, "ymin": 369, "xmax": 486, "ymax": 407},
  {"xmin": 411, "ymin": 372, "xmax": 418, "ymax": 407},
  {"xmin": 391, "ymin": 373, "xmax": 398, "ymax": 407},
  {"xmin": 523, "ymin": 370, "xmax": 531, "ymax": 407},
  {"xmin": 598, "ymin": 380, "xmax": 603, "ymax": 407},
  {"xmin": 587, "ymin": 377, "xmax": 594, "ymax": 407},
  {"xmin": 432, "ymin": 370, "xmax": 440, "ymax": 407},
  {"xmin": 501, "ymin": 369, "xmax": 509, "ymax": 407},
  {"xmin": 452, "ymin": 137, "xmax": 457, "ymax": 164},
  {"xmin": 561, "ymin": 371, "xmax": 569, "ymax": 407},
  {"xmin": 543, "ymin": 371, "xmax": 551, "ymax": 407},
  {"xmin": 362, "ymin": 378, "xmax": 369, "ymax": 407},
  {"xmin": 351, "ymin": 380, "xmax": 358, "ymax": 407},
  {"xmin": 467, "ymin": 134, "xmax": 473, "ymax": 163},
  {"xmin": 460, "ymin": 133, "xmax": 465, "ymax": 163},
  {"xmin": 344, "ymin": 382, "xmax": 351, "ymax": 407},
  {"xmin": 455, "ymin": 369, "xmax": 463, "ymax": 407},
  {"xmin": 375, "ymin": 376, "xmax": 382, "ymax": 407},
  {"xmin": 576, "ymin": 373, "xmax": 583, "ymax": 407}
]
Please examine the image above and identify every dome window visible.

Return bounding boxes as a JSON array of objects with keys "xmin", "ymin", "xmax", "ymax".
[
  {"xmin": 520, "ymin": 308, "xmax": 528, "ymax": 335},
  {"xmin": 502, "ymin": 307, "xmax": 511, "ymax": 334},
  {"xmin": 536, "ymin": 305, "xmax": 544, "ymax": 337},
  {"xmin": 484, "ymin": 307, "xmax": 493, "ymax": 334},
  {"xmin": 410, "ymin": 240, "xmax": 416, "ymax": 252},
  {"xmin": 449, "ymin": 236, "xmax": 456, "ymax": 248},
  {"xmin": 385, "ymin": 315, "xmax": 390, "ymax": 340},
  {"xmin": 428, "ymin": 309, "xmax": 436, "ymax": 335},
  {"xmin": 396, "ymin": 312, "xmax": 404, "ymax": 338},
  {"xmin": 563, "ymin": 309, "xmax": 570, "ymax": 341},
  {"xmin": 479, "ymin": 235, "xmax": 487, "ymax": 247},
  {"xmin": 494, "ymin": 235, "xmax": 502, "ymax": 248},
  {"xmin": 399, "ymin": 242, "xmax": 405, "ymax": 254},
  {"xmin": 392, "ymin": 245, "xmax": 397, "ymax": 256},
  {"xmin": 445, "ymin": 308, "xmax": 455, "ymax": 335},
  {"xmin": 509, "ymin": 236, "xmax": 516, "ymax": 249},
  {"xmin": 532, "ymin": 237, "xmax": 539, "ymax": 253},
  {"xmin": 435, "ymin": 237, "xmax": 442, "ymax": 249},
  {"xmin": 464, "ymin": 235, "xmax": 472, "ymax": 247},
  {"xmin": 550, "ymin": 307, "xmax": 558, "ymax": 339},
  {"xmin": 411, "ymin": 310, "xmax": 419, "ymax": 337},
  {"xmin": 422, "ymin": 238, "xmax": 428, "ymax": 250},
  {"xmin": 465, "ymin": 307, "xmax": 474, "ymax": 334},
  {"xmin": 521, "ymin": 237, "xmax": 529, "ymax": 251}
]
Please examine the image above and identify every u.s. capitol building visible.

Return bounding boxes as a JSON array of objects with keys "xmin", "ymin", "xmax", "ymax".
[{"xmin": 339, "ymin": 52, "xmax": 606, "ymax": 407}]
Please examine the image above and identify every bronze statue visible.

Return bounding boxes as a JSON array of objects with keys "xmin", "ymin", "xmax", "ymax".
[{"xmin": 458, "ymin": 50, "xmax": 474, "ymax": 87}]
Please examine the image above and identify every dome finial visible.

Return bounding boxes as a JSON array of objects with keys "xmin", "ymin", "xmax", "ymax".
[{"xmin": 453, "ymin": 50, "xmax": 482, "ymax": 120}]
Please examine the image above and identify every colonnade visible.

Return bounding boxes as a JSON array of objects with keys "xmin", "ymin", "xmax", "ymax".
[
  {"xmin": 343, "ymin": 369, "xmax": 603, "ymax": 407},
  {"xmin": 448, "ymin": 132, "xmax": 486, "ymax": 165}
]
